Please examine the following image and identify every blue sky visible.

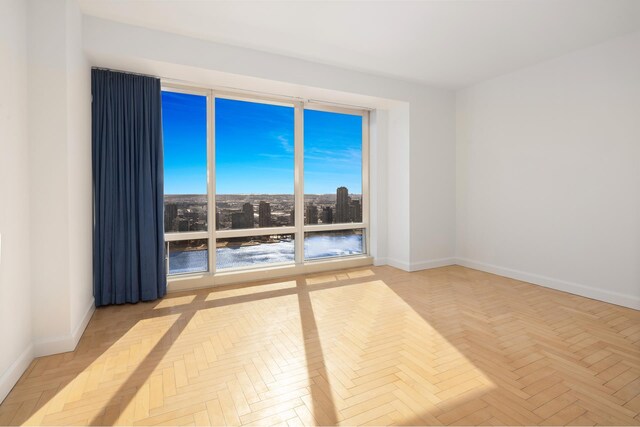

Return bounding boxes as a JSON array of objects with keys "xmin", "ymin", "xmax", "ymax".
[
  {"xmin": 216, "ymin": 98, "xmax": 294, "ymax": 194},
  {"xmin": 162, "ymin": 92, "xmax": 208, "ymax": 194},
  {"xmin": 162, "ymin": 92, "xmax": 362, "ymax": 195},
  {"xmin": 304, "ymin": 109, "xmax": 362, "ymax": 195}
]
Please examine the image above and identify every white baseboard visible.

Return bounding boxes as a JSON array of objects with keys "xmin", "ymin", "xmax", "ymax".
[
  {"xmin": 384, "ymin": 257, "xmax": 412, "ymax": 271},
  {"xmin": 1, "ymin": 299, "xmax": 95, "ymax": 403},
  {"xmin": 378, "ymin": 257, "xmax": 456, "ymax": 272},
  {"xmin": 456, "ymin": 258, "xmax": 640, "ymax": 310},
  {"xmin": 409, "ymin": 257, "xmax": 456, "ymax": 272},
  {"xmin": 373, "ymin": 257, "xmax": 388, "ymax": 267},
  {"xmin": 0, "ymin": 344, "xmax": 34, "ymax": 404},
  {"xmin": 72, "ymin": 298, "xmax": 96, "ymax": 345},
  {"xmin": 34, "ymin": 298, "xmax": 95, "ymax": 357}
]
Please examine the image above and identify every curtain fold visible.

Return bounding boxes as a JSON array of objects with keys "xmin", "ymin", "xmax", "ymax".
[{"xmin": 92, "ymin": 69, "xmax": 166, "ymax": 306}]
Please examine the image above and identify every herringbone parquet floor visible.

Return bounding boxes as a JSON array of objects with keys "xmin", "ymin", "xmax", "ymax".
[{"xmin": 0, "ymin": 266, "xmax": 639, "ymax": 426}]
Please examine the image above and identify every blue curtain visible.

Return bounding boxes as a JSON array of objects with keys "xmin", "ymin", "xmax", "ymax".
[{"xmin": 92, "ymin": 69, "xmax": 166, "ymax": 306}]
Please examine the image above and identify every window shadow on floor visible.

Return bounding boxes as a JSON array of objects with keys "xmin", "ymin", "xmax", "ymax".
[
  {"xmin": 296, "ymin": 278, "xmax": 339, "ymax": 425},
  {"xmin": 90, "ymin": 277, "xmax": 351, "ymax": 425},
  {"xmin": 0, "ymin": 270, "xmax": 372, "ymax": 425},
  {"xmin": 0, "ymin": 294, "xmax": 203, "ymax": 426}
]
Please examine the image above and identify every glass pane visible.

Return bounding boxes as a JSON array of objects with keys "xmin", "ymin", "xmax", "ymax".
[
  {"xmin": 216, "ymin": 234, "xmax": 295, "ymax": 270},
  {"xmin": 168, "ymin": 239, "xmax": 209, "ymax": 275},
  {"xmin": 216, "ymin": 98, "xmax": 295, "ymax": 230},
  {"xmin": 162, "ymin": 91, "xmax": 208, "ymax": 232},
  {"xmin": 304, "ymin": 110, "xmax": 362, "ymax": 225},
  {"xmin": 304, "ymin": 229, "xmax": 364, "ymax": 260}
]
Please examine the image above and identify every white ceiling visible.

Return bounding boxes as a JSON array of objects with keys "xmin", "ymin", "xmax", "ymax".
[{"xmin": 79, "ymin": 0, "xmax": 640, "ymax": 88}]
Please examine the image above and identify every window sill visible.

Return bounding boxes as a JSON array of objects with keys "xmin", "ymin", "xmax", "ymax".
[{"xmin": 167, "ymin": 255, "xmax": 374, "ymax": 293}]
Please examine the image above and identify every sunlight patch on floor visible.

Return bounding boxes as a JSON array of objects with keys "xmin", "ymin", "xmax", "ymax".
[
  {"xmin": 205, "ymin": 280, "xmax": 297, "ymax": 301},
  {"xmin": 304, "ymin": 279, "xmax": 495, "ymax": 425},
  {"xmin": 154, "ymin": 294, "xmax": 196, "ymax": 309},
  {"xmin": 23, "ymin": 314, "xmax": 181, "ymax": 425},
  {"xmin": 305, "ymin": 269, "xmax": 375, "ymax": 286}
]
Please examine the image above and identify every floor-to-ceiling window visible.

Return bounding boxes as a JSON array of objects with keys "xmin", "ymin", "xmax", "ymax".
[
  {"xmin": 162, "ymin": 86, "xmax": 369, "ymax": 278},
  {"xmin": 214, "ymin": 97, "xmax": 296, "ymax": 271},
  {"xmin": 162, "ymin": 90, "xmax": 210, "ymax": 275},
  {"xmin": 303, "ymin": 108, "xmax": 366, "ymax": 260}
]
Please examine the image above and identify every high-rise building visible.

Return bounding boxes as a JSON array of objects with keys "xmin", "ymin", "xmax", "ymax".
[
  {"xmin": 177, "ymin": 218, "xmax": 190, "ymax": 232},
  {"xmin": 258, "ymin": 201, "xmax": 272, "ymax": 227},
  {"xmin": 350, "ymin": 199, "xmax": 362, "ymax": 223},
  {"xmin": 242, "ymin": 202, "xmax": 254, "ymax": 228},
  {"xmin": 321, "ymin": 206, "xmax": 333, "ymax": 224},
  {"xmin": 231, "ymin": 212, "xmax": 246, "ymax": 229},
  {"xmin": 335, "ymin": 186, "xmax": 350, "ymax": 223},
  {"xmin": 215, "ymin": 210, "xmax": 220, "ymax": 230},
  {"xmin": 164, "ymin": 203, "xmax": 178, "ymax": 231},
  {"xmin": 289, "ymin": 208, "xmax": 295, "ymax": 225},
  {"xmin": 305, "ymin": 204, "xmax": 319, "ymax": 224}
]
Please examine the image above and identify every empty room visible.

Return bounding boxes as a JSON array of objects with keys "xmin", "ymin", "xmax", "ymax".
[{"xmin": 1, "ymin": 0, "xmax": 639, "ymax": 425}]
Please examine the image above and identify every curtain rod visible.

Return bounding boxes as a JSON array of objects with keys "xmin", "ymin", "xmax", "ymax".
[
  {"xmin": 92, "ymin": 66, "xmax": 159, "ymax": 79},
  {"xmin": 92, "ymin": 67, "xmax": 374, "ymax": 111}
]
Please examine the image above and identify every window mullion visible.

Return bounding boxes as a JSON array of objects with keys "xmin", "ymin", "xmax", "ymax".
[
  {"xmin": 208, "ymin": 91, "xmax": 216, "ymax": 274},
  {"xmin": 303, "ymin": 223, "xmax": 367, "ymax": 233},
  {"xmin": 165, "ymin": 231, "xmax": 209, "ymax": 241},
  {"xmin": 362, "ymin": 111, "xmax": 370, "ymax": 256},
  {"xmin": 216, "ymin": 227, "xmax": 297, "ymax": 239},
  {"xmin": 294, "ymin": 102, "xmax": 304, "ymax": 264}
]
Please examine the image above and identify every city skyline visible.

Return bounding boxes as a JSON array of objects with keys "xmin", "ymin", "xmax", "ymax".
[
  {"xmin": 163, "ymin": 192, "xmax": 364, "ymax": 196},
  {"xmin": 164, "ymin": 185, "xmax": 363, "ymax": 233},
  {"xmin": 162, "ymin": 91, "xmax": 363, "ymax": 196}
]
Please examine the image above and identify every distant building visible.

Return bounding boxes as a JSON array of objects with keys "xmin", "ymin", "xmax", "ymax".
[
  {"xmin": 215, "ymin": 210, "xmax": 220, "ymax": 230},
  {"xmin": 185, "ymin": 210, "xmax": 199, "ymax": 221},
  {"xmin": 189, "ymin": 220, "xmax": 206, "ymax": 232},
  {"xmin": 177, "ymin": 218, "xmax": 190, "ymax": 232},
  {"xmin": 321, "ymin": 206, "xmax": 333, "ymax": 224},
  {"xmin": 289, "ymin": 208, "xmax": 295, "ymax": 225},
  {"xmin": 231, "ymin": 212, "xmax": 246, "ymax": 229},
  {"xmin": 258, "ymin": 201, "xmax": 272, "ymax": 227},
  {"xmin": 242, "ymin": 203, "xmax": 254, "ymax": 228},
  {"xmin": 305, "ymin": 204, "xmax": 319, "ymax": 224},
  {"xmin": 350, "ymin": 199, "xmax": 362, "ymax": 223},
  {"xmin": 164, "ymin": 203, "xmax": 178, "ymax": 231},
  {"xmin": 335, "ymin": 186, "xmax": 350, "ymax": 223}
]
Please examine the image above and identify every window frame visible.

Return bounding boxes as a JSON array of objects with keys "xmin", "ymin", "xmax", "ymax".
[{"xmin": 161, "ymin": 82, "xmax": 370, "ymax": 280}]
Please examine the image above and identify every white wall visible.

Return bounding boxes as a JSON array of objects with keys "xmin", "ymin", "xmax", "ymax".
[
  {"xmin": 385, "ymin": 104, "xmax": 411, "ymax": 268},
  {"xmin": 28, "ymin": 0, "xmax": 94, "ymax": 355},
  {"xmin": 28, "ymin": 0, "xmax": 73, "ymax": 351},
  {"xmin": 0, "ymin": 0, "xmax": 93, "ymax": 402},
  {"xmin": 82, "ymin": 16, "xmax": 458, "ymax": 271},
  {"xmin": 0, "ymin": 0, "xmax": 34, "ymax": 403},
  {"xmin": 456, "ymin": 31, "xmax": 640, "ymax": 309},
  {"xmin": 410, "ymin": 92, "xmax": 456, "ymax": 269},
  {"xmin": 369, "ymin": 110, "xmax": 388, "ymax": 264},
  {"xmin": 66, "ymin": 0, "xmax": 94, "ymax": 338}
]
